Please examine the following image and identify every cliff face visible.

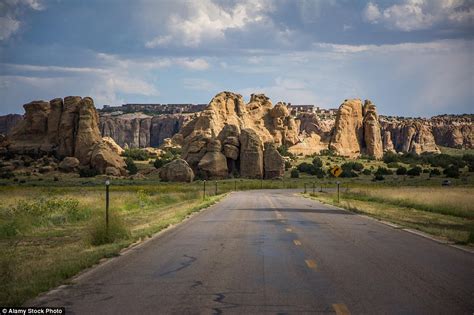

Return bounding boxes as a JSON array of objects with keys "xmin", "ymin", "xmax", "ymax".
[
  {"xmin": 430, "ymin": 115, "xmax": 473, "ymax": 149},
  {"xmin": 3, "ymin": 97, "xmax": 126, "ymax": 174},
  {"xmin": 0, "ymin": 114, "xmax": 23, "ymax": 135},
  {"xmin": 100, "ymin": 113, "xmax": 195, "ymax": 148}
]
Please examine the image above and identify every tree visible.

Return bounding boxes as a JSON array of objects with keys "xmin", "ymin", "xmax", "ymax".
[
  {"xmin": 125, "ymin": 158, "xmax": 138, "ymax": 175},
  {"xmin": 396, "ymin": 166, "xmax": 407, "ymax": 175},
  {"xmin": 312, "ymin": 157, "xmax": 323, "ymax": 168},
  {"xmin": 407, "ymin": 166, "xmax": 422, "ymax": 176},
  {"xmin": 443, "ymin": 165, "xmax": 460, "ymax": 178},
  {"xmin": 291, "ymin": 169, "xmax": 299, "ymax": 178}
]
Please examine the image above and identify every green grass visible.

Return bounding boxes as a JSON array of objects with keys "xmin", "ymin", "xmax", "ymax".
[
  {"xmin": 0, "ymin": 184, "xmax": 226, "ymax": 306},
  {"xmin": 304, "ymin": 186, "xmax": 474, "ymax": 245}
]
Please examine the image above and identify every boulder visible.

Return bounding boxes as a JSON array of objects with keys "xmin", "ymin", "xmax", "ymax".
[
  {"xmin": 264, "ymin": 142, "xmax": 285, "ymax": 179},
  {"xmin": 59, "ymin": 157, "xmax": 80, "ymax": 173},
  {"xmin": 90, "ymin": 141, "xmax": 127, "ymax": 175},
  {"xmin": 239, "ymin": 128, "xmax": 263, "ymax": 179},
  {"xmin": 159, "ymin": 159, "xmax": 194, "ymax": 182},
  {"xmin": 106, "ymin": 166, "xmax": 122, "ymax": 177},
  {"xmin": 102, "ymin": 137, "xmax": 125, "ymax": 155},
  {"xmin": 223, "ymin": 144, "xmax": 239, "ymax": 160}
]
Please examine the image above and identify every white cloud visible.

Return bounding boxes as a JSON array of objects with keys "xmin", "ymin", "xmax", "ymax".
[
  {"xmin": 0, "ymin": 16, "xmax": 20, "ymax": 40},
  {"xmin": 364, "ymin": 0, "xmax": 474, "ymax": 31},
  {"xmin": 0, "ymin": 0, "xmax": 45, "ymax": 41},
  {"xmin": 175, "ymin": 58, "xmax": 210, "ymax": 70},
  {"xmin": 144, "ymin": 0, "xmax": 274, "ymax": 47},
  {"xmin": 363, "ymin": 2, "xmax": 382, "ymax": 23}
]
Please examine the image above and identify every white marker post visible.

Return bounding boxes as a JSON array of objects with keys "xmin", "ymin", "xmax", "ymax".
[
  {"xmin": 203, "ymin": 180, "xmax": 206, "ymax": 200},
  {"xmin": 336, "ymin": 181, "xmax": 340, "ymax": 203}
]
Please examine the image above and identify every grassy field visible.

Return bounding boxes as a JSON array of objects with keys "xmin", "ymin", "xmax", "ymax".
[
  {"xmin": 0, "ymin": 183, "xmax": 228, "ymax": 306},
  {"xmin": 304, "ymin": 186, "xmax": 474, "ymax": 245}
]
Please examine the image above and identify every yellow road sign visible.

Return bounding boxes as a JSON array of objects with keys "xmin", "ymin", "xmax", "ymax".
[{"xmin": 331, "ymin": 165, "xmax": 343, "ymax": 177}]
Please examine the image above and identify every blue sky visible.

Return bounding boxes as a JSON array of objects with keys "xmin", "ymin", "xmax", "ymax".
[{"xmin": 0, "ymin": 0, "xmax": 473, "ymax": 117}]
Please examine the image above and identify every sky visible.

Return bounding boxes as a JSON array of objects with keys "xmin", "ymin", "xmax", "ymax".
[{"xmin": 0, "ymin": 0, "xmax": 473, "ymax": 117}]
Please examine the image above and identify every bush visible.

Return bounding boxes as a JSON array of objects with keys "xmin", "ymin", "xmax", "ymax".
[
  {"xmin": 0, "ymin": 171, "xmax": 15, "ymax": 179},
  {"xmin": 362, "ymin": 169, "xmax": 372, "ymax": 175},
  {"xmin": 383, "ymin": 151, "xmax": 399, "ymax": 164},
  {"xmin": 396, "ymin": 166, "xmax": 407, "ymax": 175},
  {"xmin": 407, "ymin": 166, "xmax": 422, "ymax": 176},
  {"xmin": 89, "ymin": 213, "xmax": 130, "ymax": 246},
  {"xmin": 430, "ymin": 168, "xmax": 441, "ymax": 177},
  {"xmin": 290, "ymin": 169, "xmax": 299, "ymax": 178},
  {"xmin": 315, "ymin": 168, "xmax": 326, "ymax": 178},
  {"xmin": 284, "ymin": 161, "xmax": 292, "ymax": 171},
  {"xmin": 342, "ymin": 161, "xmax": 364, "ymax": 172},
  {"xmin": 277, "ymin": 145, "xmax": 295, "ymax": 159},
  {"xmin": 297, "ymin": 162, "xmax": 314, "ymax": 174},
  {"xmin": 122, "ymin": 148, "xmax": 149, "ymax": 161},
  {"xmin": 443, "ymin": 165, "xmax": 460, "ymax": 178},
  {"xmin": 125, "ymin": 158, "xmax": 138, "ymax": 175},
  {"xmin": 312, "ymin": 157, "xmax": 323, "ymax": 168},
  {"xmin": 422, "ymin": 168, "xmax": 430, "ymax": 173},
  {"xmin": 153, "ymin": 151, "xmax": 176, "ymax": 169},
  {"xmin": 373, "ymin": 174, "xmax": 385, "ymax": 181},
  {"xmin": 319, "ymin": 149, "xmax": 337, "ymax": 156},
  {"xmin": 387, "ymin": 162, "xmax": 399, "ymax": 169},
  {"xmin": 79, "ymin": 168, "xmax": 99, "ymax": 178},
  {"xmin": 375, "ymin": 167, "xmax": 393, "ymax": 176}
]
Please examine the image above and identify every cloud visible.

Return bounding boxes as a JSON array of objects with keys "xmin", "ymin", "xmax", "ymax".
[
  {"xmin": 363, "ymin": 2, "xmax": 382, "ymax": 23},
  {"xmin": 144, "ymin": 0, "xmax": 274, "ymax": 47},
  {"xmin": 175, "ymin": 58, "xmax": 210, "ymax": 70},
  {"xmin": 363, "ymin": 0, "xmax": 474, "ymax": 31},
  {"xmin": 183, "ymin": 78, "xmax": 217, "ymax": 91},
  {"xmin": 0, "ymin": 0, "xmax": 44, "ymax": 41}
]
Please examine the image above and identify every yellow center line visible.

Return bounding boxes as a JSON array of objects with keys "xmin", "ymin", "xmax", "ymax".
[
  {"xmin": 332, "ymin": 303, "xmax": 350, "ymax": 315},
  {"xmin": 305, "ymin": 259, "xmax": 317, "ymax": 269},
  {"xmin": 285, "ymin": 228, "xmax": 293, "ymax": 232},
  {"xmin": 293, "ymin": 240, "xmax": 302, "ymax": 246}
]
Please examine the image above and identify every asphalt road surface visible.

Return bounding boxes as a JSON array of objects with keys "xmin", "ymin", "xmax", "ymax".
[{"xmin": 31, "ymin": 190, "xmax": 474, "ymax": 314}]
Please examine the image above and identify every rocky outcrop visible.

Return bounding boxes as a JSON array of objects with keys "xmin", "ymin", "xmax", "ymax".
[
  {"xmin": 100, "ymin": 113, "xmax": 195, "ymax": 148},
  {"xmin": 264, "ymin": 142, "xmax": 285, "ymax": 179},
  {"xmin": 3, "ymin": 97, "xmax": 126, "ymax": 175},
  {"xmin": 328, "ymin": 99, "xmax": 384, "ymax": 158},
  {"xmin": 178, "ymin": 92, "xmax": 289, "ymax": 179},
  {"xmin": 0, "ymin": 114, "xmax": 22, "ymax": 135},
  {"xmin": 430, "ymin": 115, "xmax": 473, "ymax": 149},
  {"xmin": 159, "ymin": 159, "xmax": 194, "ymax": 182},
  {"xmin": 380, "ymin": 119, "xmax": 440, "ymax": 154},
  {"xmin": 362, "ymin": 100, "xmax": 383, "ymax": 159},
  {"xmin": 239, "ymin": 128, "xmax": 264, "ymax": 179}
]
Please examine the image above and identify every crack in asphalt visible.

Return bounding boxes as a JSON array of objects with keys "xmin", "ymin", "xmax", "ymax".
[{"xmin": 159, "ymin": 254, "xmax": 197, "ymax": 277}]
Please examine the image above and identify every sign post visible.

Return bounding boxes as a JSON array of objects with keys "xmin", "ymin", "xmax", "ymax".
[
  {"xmin": 105, "ymin": 180, "xmax": 110, "ymax": 234},
  {"xmin": 337, "ymin": 181, "xmax": 340, "ymax": 203},
  {"xmin": 304, "ymin": 183, "xmax": 307, "ymax": 194},
  {"xmin": 203, "ymin": 180, "xmax": 206, "ymax": 200},
  {"xmin": 215, "ymin": 181, "xmax": 218, "ymax": 195}
]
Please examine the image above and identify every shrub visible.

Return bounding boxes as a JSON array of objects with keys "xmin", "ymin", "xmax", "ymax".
[
  {"xmin": 319, "ymin": 149, "xmax": 337, "ymax": 156},
  {"xmin": 430, "ymin": 168, "xmax": 441, "ymax": 177},
  {"xmin": 407, "ymin": 166, "xmax": 422, "ymax": 176},
  {"xmin": 297, "ymin": 162, "xmax": 314, "ymax": 174},
  {"xmin": 396, "ymin": 166, "xmax": 407, "ymax": 175},
  {"xmin": 122, "ymin": 148, "xmax": 149, "ymax": 161},
  {"xmin": 89, "ymin": 213, "xmax": 130, "ymax": 245},
  {"xmin": 125, "ymin": 158, "xmax": 138, "ymax": 175},
  {"xmin": 443, "ymin": 165, "xmax": 460, "ymax": 178},
  {"xmin": 315, "ymin": 168, "xmax": 326, "ymax": 178},
  {"xmin": 342, "ymin": 161, "xmax": 364, "ymax": 172},
  {"xmin": 284, "ymin": 161, "xmax": 292, "ymax": 171},
  {"xmin": 277, "ymin": 145, "xmax": 295, "ymax": 159},
  {"xmin": 153, "ymin": 151, "xmax": 176, "ymax": 169},
  {"xmin": 312, "ymin": 157, "xmax": 323, "ymax": 168},
  {"xmin": 383, "ymin": 151, "xmax": 399, "ymax": 164},
  {"xmin": 387, "ymin": 162, "xmax": 399, "ymax": 169},
  {"xmin": 362, "ymin": 169, "xmax": 372, "ymax": 175},
  {"xmin": 373, "ymin": 174, "xmax": 385, "ymax": 181},
  {"xmin": 79, "ymin": 168, "xmax": 99, "ymax": 178},
  {"xmin": 375, "ymin": 167, "xmax": 393, "ymax": 176},
  {"xmin": 0, "ymin": 171, "xmax": 15, "ymax": 179},
  {"xmin": 290, "ymin": 169, "xmax": 299, "ymax": 178},
  {"xmin": 422, "ymin": 168, "xmax": 430, "ymax": 173}
]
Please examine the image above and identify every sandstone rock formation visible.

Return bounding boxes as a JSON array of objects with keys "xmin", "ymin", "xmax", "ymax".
[
  {"xmin": 58, "ymin": 157, "xmax": 80, "ymax": 173},
  {"xmin": 328, "ymin": 99, "xmax": 384, "ymax": 158},
  {"xmin": 431, "ymin": 115, "xmax": 473, "ymax": 149},
  {"xmin": 264, "ymin": 142, "xmax": 285, "ymax": 179},
  {"xmin": 3, "ymin": 97, "xmax": 126, "ymax": 175},
  {"xmin": 159, "ymin": 159, "xmax": 194, "ymax": 182},
  {"xmin": 178, "ymin": 92, "xmax": 290, "ymax": 179},
  {"xmin": 380, "ymin": 119, "xmax": 440, "ymax": 154},
  {"xmin": 100, "ymin": 113, "xmax": 195, "ymax": 148},
  {"xmin": 0, "ymin": 114, "xmax": 22, "ymax": 135}
]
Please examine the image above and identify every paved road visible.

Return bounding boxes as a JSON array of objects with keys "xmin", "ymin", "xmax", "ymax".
[{"xmin": 32, "ymin": 190, "xmax": 474, "ymax": 314}]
